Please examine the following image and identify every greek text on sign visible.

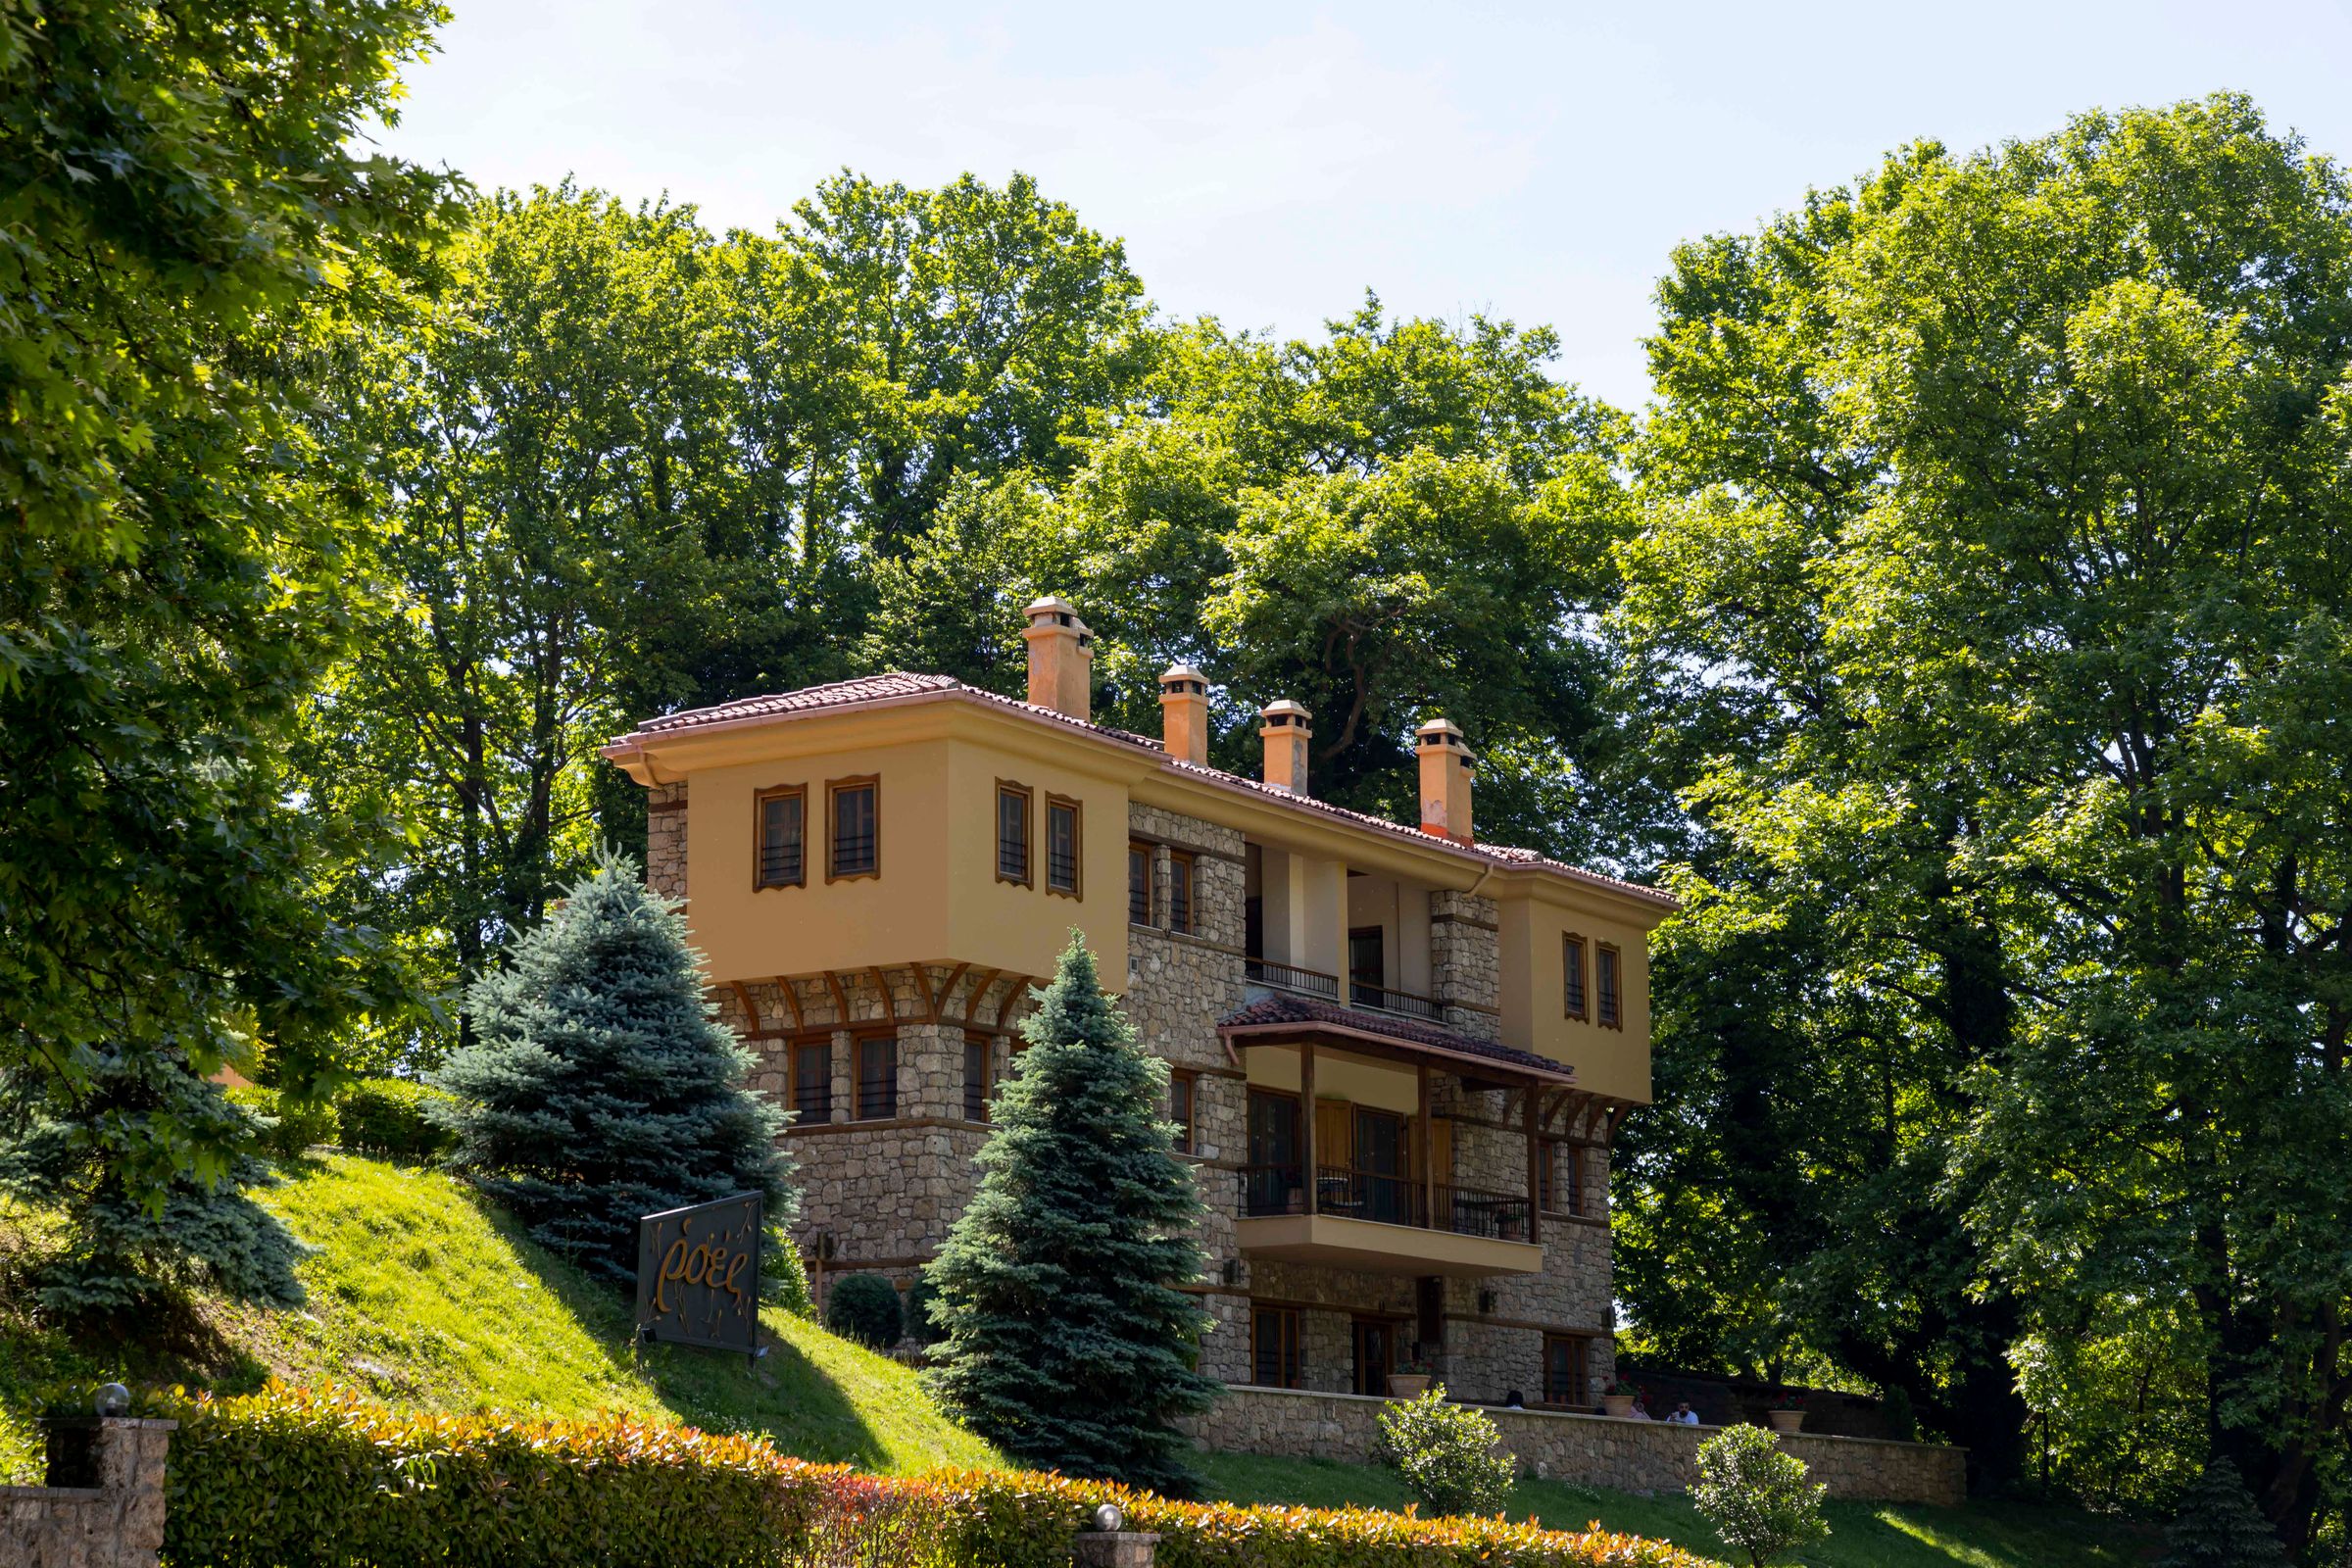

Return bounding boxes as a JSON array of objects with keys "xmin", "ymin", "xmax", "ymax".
[{"xmin": 635, "ymin": 1192, "xmax": 763, "ymax": 1354}]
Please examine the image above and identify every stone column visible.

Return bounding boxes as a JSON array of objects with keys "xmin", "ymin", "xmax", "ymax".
[
  {"xmin": 1428, "ymin": 889, "xmax": 1500, "ymax": 1041},
  {"xmin": 646, "ymin": 781, "xmax": 689, "ymax": 902}
]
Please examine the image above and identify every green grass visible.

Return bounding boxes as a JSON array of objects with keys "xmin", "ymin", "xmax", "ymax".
[
  {"xmin": 0, "ymin": 1153, "xmax": 1000, "ymax": 1481},
  {"xmin": 1191, "ymin": 1449, "xmax": 2158, "ymax": 1568}
]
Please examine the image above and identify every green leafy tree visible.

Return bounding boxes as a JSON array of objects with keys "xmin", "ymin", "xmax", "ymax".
[
  {"xmin": 1690, "ymin": 1425, "xmax": 1831, "ymax": 1567},
  {"xmin": 0, "ymin": 0, "xmax": 458, "ymax": 1220},
  {"xmin": 431, "ymin": 853, "xmax": 801, "ymax": 1300},
  {"xmin": 924, "ymin": 935, "xmax": 1217, "ymax": 1493},
  {"xmin": 1376, "ymin": 1386, "xmax": 1515, "ymax": 1517},
  {"xmin": 1618, "ymin": 94, "xmax": 2352, "ymax": 1544},
  {"xmin": 2158, "ymin": 1458, "xmax": 2291, "ymax": 1568}
]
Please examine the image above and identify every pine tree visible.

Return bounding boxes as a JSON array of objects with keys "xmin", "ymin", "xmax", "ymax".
[
  {"xmin": 924, "ymin": 934, "xmax": 1219, "ymax": 1493},
  {"xmin": 2156, "ymin": 1458, "xmax": 2290, "ymax": 1568},
  {"xmin": 431, "ymin": 851, "xmax": 800, "ymax": 1297}
]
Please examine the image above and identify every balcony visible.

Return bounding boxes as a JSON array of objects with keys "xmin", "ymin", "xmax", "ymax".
[
  {"xmin": 1246, "ymin": 957, "xmax": 1445, "ymax": 1024},
  {"xmin": 1237, "ymin": 1162, "xmax": 1544, "ymax": 1278}
]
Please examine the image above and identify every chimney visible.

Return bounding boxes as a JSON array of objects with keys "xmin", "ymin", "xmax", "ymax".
[
  {"xmin": 1416, "ymin": 717, "xmax": 1474, "ymax": 844},
  {"xmin": 1021, "ymin": 597, "xmax": 1094, "ymax": 722},
  {"xmin": 1258, "ymin": 700, "xmax": 1312, "ymax": 795},
  {"xmin": 1159, "ymin": 664, "xmax": 1210, "ymax": 765}
]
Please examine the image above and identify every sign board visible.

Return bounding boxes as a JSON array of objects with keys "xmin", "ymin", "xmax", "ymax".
[{"xmin": 635, "ymin": 1192, "xmax": 763, "ymax": 1355}]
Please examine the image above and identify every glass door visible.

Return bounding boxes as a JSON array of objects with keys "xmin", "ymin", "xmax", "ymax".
[
  {"xmin": 1247, "ymin": 1089, "xmax": 1301, "ymax": 1214},
  {"xmin": 1354, "ymin": 1107, "xmax": 1408, "ymax": 1224}
]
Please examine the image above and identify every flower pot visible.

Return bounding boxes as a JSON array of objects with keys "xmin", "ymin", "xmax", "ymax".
[
  {"xmin": 1603, "ymin": 1394, "xmax": 1636, "ymax": 1417},
  {"xmin": 1767, "ymin": 1410, "xmax": 1805, "ymax": 1434},
  {"xmin": 1388, "ymin": 1375, "xmax": 1432, "ymax": 1399}
]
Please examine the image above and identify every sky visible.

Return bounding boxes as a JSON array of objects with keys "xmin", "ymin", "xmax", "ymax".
[{"xmin": 372, "ymin": 0, "xmax": 2352, "ymax": 411}]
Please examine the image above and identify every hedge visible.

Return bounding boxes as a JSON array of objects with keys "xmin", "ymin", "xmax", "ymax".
[
  {"xmin": 332, "ymin": 1077, "xmax": 457, "ymax": 1161},
  {"xmin": 149, "ymin": 1384, "xmax": 1711, "ymax": 1568},
  {"xmin": 222, "ymin": 1085, "xmax": 337, "ymax": 1159}
]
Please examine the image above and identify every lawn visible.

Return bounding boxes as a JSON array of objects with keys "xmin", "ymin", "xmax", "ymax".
[
  {"xmin": 1191, "ymin": 1449, "xmax": 2157, "ymax": 1568},
  {"xmin": 0, "ymin": 1152, "xmax": 1000, "ymax": 1481}
]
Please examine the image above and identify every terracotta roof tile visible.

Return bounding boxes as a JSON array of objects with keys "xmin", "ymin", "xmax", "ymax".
[{"xmin": 1220, "ymin": 993, "xmax": 1574, "ymax": 1082}]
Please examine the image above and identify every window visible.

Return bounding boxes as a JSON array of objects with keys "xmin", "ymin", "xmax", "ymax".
[
  {"xmin": 1544, "ymin": 1334, "xmax": 1591, "ymax": 1406},
  {"xmin": 1352, "ymin": 1318, "xmax": 1399, "ymax": 1396},
  {"xmin": 962, "ymin": 1035, "xmax": 991, "ymax": 1122},
  {"xmin": 1348, "ymin": 925, "xmax": 1384, "ymax": 1007},
  {"xmin": 1251, "ymin": 1306, "xmax": 1302, "ymax": 1389},
  {"xmin": 755, "ymin": 786, "xmax": 806, "ymax": 889},
  {"xmin": 1596, "ymin": 943, "xmax": 1621, "ymax": 1028},
  {"xmin": 792, "ymin": 1040, "xmax": 831, "ymax": 1123},
  {"xmin": 827, "ymin": 777, "xmax": 879, "ymax": 880},
  {"xmin": 1046, "ymin": 796, "xmax": 1081, "ymax": 896},
  {"xmin": 855, "ymin": 1035, "xmax": 896, "ymax": 1120},
  {"xmin": 1168, "ymin": 850, "xmax": 1196, "ymax": 935},
  {"xmin": 1562, "ymin": 934, "xmax": 1587, "ymax": 1020},
  {"xmin": 1541, "ymin": 1140, "xmax": 1584, "ymax": 1216},
  {"xmin": 1169, "ymin": 1069, "xmax": 1197, "ymax": 1154},
  {"xmin": 1128, "ymin": 841, "xmax": 1153, "ymax": 925},
  {"xmin": 996, "ymin": 782, "xmax": 1031, "ymax": 885}
]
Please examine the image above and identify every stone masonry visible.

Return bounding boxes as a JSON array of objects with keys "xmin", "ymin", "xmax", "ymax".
[{"xmin": 0, "ymin": 1417, "xmax": 176, "ymax": 1568}]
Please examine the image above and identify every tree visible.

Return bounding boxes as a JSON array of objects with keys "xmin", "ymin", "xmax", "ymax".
[
  {"xmin": 1690, "ymin": 1425, "xmax": 1831, "ymax": 1568},
  {"xmin": 924, "ymin": 934, "xmax": 1218, "ymax": 1493},
  {"xmin": 0, "ymin": 0, "xmax": 458, "ymax": 1216},
  {"xmin": 1376, "ymin": 1387, "xmax": 1516, "ymax": 1517},
  {"xmin": 1619, "ymin": 95, "xmax": 2352, "ymax": 1543},
  {"xmin": 431, "ymin": 852, "xmax": 800, "ymax": 1298},
  {"xmin": 2158, "ymin": 1459, "xmax": 2291, "ymax": 1568}
]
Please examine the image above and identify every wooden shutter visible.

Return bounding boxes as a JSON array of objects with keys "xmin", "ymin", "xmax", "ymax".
[{"xmin": 1315, "ymin": 1099, "xmax": 1352, "ymax": 1172}]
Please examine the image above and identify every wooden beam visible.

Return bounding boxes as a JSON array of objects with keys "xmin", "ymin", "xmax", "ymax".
[
  {"xmin": 938, "ymin": 961, "xmax": 969, "ymax": 1021},
  {"xmin": 995, "ymin": 974, "xmax": 1030, "ymax": 1030},
  {"xmin": 728, "ymin": 980, "xmax": 760, "ymax": 1034},
  {"xmin": 1525, "ymin": 1081, "xmax": 1543, "ymax": 1249},
  {"xmin": 780, "ymin": 977, "xmax": 804, "ymax": 1030},
  {"xmin": 867, "ymin": 966, "xmax": 896, "ymax": 1025},
  {"xmin": 909, "ymin": 963, "xmax": 938, "ymax": 1023},
  {"xmin": 821, "ymin": 970, "xmax": 852, "ymax": 1027},
  {"xmin": 1301, "ymin": 1040, "xmax": 1318, "ymax": 1216},
  {"xmin": 1418, "ymin": 1058, "xmax": 1435, "ymax": 1230}
]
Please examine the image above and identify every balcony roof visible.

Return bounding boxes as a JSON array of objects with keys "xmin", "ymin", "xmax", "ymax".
[{"xmin": 1220, "ymin": 993, "xmax": 1576, "ymax": 1086}]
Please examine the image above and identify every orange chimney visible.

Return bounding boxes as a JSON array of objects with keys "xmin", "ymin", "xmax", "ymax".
[
  {"xmin": 1416, "ymin": 717, "xmax": 1474, "ymax": 844},
  {"xmin": 1021, "ymin": 597, "xmax": 1093, "ymax": 722},
  {"xmin": 1159, "ymin": 664, "xmax": 1210, "ymax": 765},
  {"xmin": 1259, "ymin": 700, "xmax": 1312, "ymax": 795}
]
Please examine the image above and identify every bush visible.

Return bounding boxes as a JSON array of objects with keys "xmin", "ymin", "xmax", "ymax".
[
  {"xmin": 2156, "ymin": 1456, "xmax": 2289, "ymax": 1567},
  {"xmin": 1376, "ymin": 1384, "xmax": 1516, "ymax": 1517},
  {"xmin": 333, "ymin": 1078, "xmax": 456, "ymax": 1161},
  {"xmin": 824, "ymin": 1273, "xmax": 905, "ymax": 1348},
  {"xmin": 903, "ymin": 1273, "xmax": 940, "ymax": 1346},
  {"xmin": 1690, "ymin": 1424, "xmax": 1831, "ymax": 1567},
  {"xmin": 148, "ymin": 1382, "xmax": 1713, "ymax": 1568},
  {"xmin": 224, "ymin": 1085, "xmax": 338, "ymax": 1160}
]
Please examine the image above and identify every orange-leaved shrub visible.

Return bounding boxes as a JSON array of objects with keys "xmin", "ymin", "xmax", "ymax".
[{"xmin": 149, "ymin": 1383, "xmax": 1711, "ymax": 1568}]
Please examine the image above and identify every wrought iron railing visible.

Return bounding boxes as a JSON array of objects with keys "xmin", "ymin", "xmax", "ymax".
[
  {"xmin": 1348, "ymin": 981, "xmax": 1445, "ymax": 1021},
  {"xmin": 1245, "ymin": 957, "xmax": 1340, "ymax": 1000},
  {"xmin": 1240, "ymin": 1163, "xmax": 1536, "ymax": 1242}
]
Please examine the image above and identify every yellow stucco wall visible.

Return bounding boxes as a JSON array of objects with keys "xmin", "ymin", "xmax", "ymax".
[{"xmin": 1496, "ymin": 890, "xmax": 1655, "ymax": 1103}]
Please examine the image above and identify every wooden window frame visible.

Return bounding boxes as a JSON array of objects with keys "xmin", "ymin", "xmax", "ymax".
[
  {"xmin": 791, "ymin": 1038, "xmax": 832, "ymax": 1123},
  {"xmin": 1044, "ymin": 794, "xmax": 1083, "ymax": 899},
  {"xmin": 1169, "ymin": 1068, "xmax": 1198, "ymax": 1155},
  {"xmin": 753, "ymin": 784, "xmax": 808, "ymax": 891},
  {"xmin": 1251, "ymin": 1305, "xmax": 1303, "ymax": 1390},
  {"xmin": 854, "ymin": 1033, "xmax": 897, "ymax": 1121},
  {"xmin": 1540, "ymin": 1138, "xmax": 1587, "ymax": 1218},
  {"xmin": 1167, "ymin": 849, "xmax": 1197, "ymax": 935},
  {"xmin": 995, "ymin": 780, "xmax": 1033, "ymax": 888},
  {"xmin": 1595, "ymin": 942, "xmax": 1622, "ymax": 1030},
  {"xmin": 961, "ymin": 1033, "xmax": 992, "ymax": 1123},
  {"xmin": 826, "ymin": 775, "xmax": 881, "ymax": 883},
  {"xmin": 1562, "ymin": 932, "xmax": 1588, "ymax": 1021},
  {"xmin": 1542, "ymin": 1333, "xmax": 1592, "ymax": 1407},
  {"xmin": 1128, "ymin": 840, "xmax": 1154, "ymax": 927}
]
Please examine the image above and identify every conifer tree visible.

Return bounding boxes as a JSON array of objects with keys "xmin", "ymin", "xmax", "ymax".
[
  {"xmin": 925, "ymin": 934, "xmax": 1219, "ymax": 1492},
  {"xmin": 431, "ymin": 852, "xmax": 800, "ymax": 1298},
  {"xmin": 2156, "ymin": 1458, "xmax": 2290, "ymax": 1568}
]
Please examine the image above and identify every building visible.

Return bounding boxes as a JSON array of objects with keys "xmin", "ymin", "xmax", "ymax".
[{"xmin": 600, "ymin": 597, "xmax": 1674, "ymax": 1410}]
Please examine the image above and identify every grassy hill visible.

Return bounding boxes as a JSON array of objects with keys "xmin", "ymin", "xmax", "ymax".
[{"xmin": 0, "ymin": 1152, "xmax": 1000, "ymax": 1482}]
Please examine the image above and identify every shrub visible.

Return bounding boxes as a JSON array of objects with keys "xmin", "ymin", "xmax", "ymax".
[
  {"xmin": 333, "ymin": 1078, "xmax": 456, "ymax": 1161},
  {"xmin": 902, "ymin": 1273, "xmax": 940, "ymax": 1346},
  {"xmin": 1376, "ymin": 1385, "xmax": 1515, "ymax": 1517},
  {"xmin": 1690, "ymin": 1424, "xmax": 1830, "ymax": 1567},
  {"xmin": 147, "ymin": 1382, "xmax": 1713, "ymax": 1568},
  {"xmin": 2156, "ymin": 1456, "xmax": 2289, "ymax": 1567},
  {"xmin": 224, "ymin": 1085, "xmax": 339, "ymax": 1160},
  {"xmin": 824, "ymin": 1273, "xmax": 904, "ymax": 1348}
]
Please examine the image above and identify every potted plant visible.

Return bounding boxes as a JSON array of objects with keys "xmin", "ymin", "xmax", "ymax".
[
  {"xmin": 1389, "ymin": 1359, "xmax": 1435, "ymax": 1399},
  {"xmin": 1766, "ymin": 1393, "xmax": 1806, "ymax": 1433},
  {"xmin": 1601, "ymin": 1377, "xmax": 1640, "ymax": 1418},
  {"xmin": 1496, "ymin": 1208, "xmax": 1525, "ymax": 1241}
]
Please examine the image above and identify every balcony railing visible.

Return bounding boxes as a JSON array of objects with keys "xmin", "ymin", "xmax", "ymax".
[
  {"xmin": 1245, "ymin": 957, "xmax": 1340, "ymax": 1000},
  {"xmin": 1242, "ymin": 1163, "xmax": 1536, "ymax": 1242},
  {"xmin": 1348, "ymin": 981, "xmax": 1444, "ymax": 1022}
]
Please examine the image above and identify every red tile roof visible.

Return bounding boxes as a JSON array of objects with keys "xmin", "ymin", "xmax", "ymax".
[
  {"xmin": 1220, "ymin": 993, "xmax": 1576, "ymax": 1083},
  {"xmin": 608, "ymin": 674, "xmax": 1673, "ymax": 909}
]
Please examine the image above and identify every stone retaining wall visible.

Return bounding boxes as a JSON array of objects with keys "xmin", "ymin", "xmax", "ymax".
[
  {"xmin": 1187, "ymin": 1386, "xmax": 1965, "ymax": 1507},
  {"xmin": 0, "ymin": 1417, "xmax": 175, "ymax": 1568}
]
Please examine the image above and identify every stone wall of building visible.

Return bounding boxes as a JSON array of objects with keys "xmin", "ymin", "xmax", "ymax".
[
  {"xmin": 1427, "ymin": 890, "xmax": 1500, "ymax": 1041},
  {"xmin": 1185, "ymin": 1388, "xmax": 1966, "ymax": 1507},
  {"xmin": 0, "ymin": 1417, "xmax": 175, "ymax": 1568},
  {"xmin": 646, "ymin": 781, "xmax": 688, "ymax": 903}
]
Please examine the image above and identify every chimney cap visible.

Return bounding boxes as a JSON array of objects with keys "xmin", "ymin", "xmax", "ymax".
[
  {"xmin": 1258, "ymin": 698, "xmax": 1311, "ymax": 729},
  {"xmin": 1416, "ymin": 715, "xmax": 1468, "ymax": 750},
  {"xmin": 1023, "ymin": 595, "xmax": 1087, "ymax": 631},
  {"xmin": 1159, "ymin": 662, "xmax": 1207, "ymax": 687}
]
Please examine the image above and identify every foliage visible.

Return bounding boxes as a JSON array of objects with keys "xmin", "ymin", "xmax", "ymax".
[
  {"xmin": 925, "ymin": 936, "xmax": 1218, "ymax": 1494},
  {"xmin": 331, "ymin": 1079, "xmax": 457, "ymax": 1162},
  {"xmin": 1376, "ymin": 1386, "xmax": 1516, "ymax": 1517},
  {"xmin": 824, "ymin": 1274, "xmax": 905, "ymax": 1349},
  {"xmin": 0, "ymin": 1060, "xmax": 307, "ymax": 1313},
  {"xmin": 903, "ymin": 1273, "xmax": 941, "ymax": 1347},
  {"xmin": 223, "ymin": 1086, "xmax": 339, "ymax": 1161},
  {"xmin": 1615, "ymin": 94, "xmax": 2352, "ymax": 1541},
  {"xmin": 145, "ymin": 1381, "xmax": 1706, "ymax": 1568},
  {"xmin": 431, "ymin": 853, "xmax": 795, "ymax": 1289},
  {"xmin": 2156, "ymin": 1459, "xmax": 2290, "ymax": 1568},
  {"xmin": 0, "ymin": 0, "xmax": 458, "ymax": 1230},
  {"xmin": 1690, "ymin": 1425, "xmax": 1830, "ymax": 1567}
]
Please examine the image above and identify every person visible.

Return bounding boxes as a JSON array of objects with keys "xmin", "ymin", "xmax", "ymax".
[
  {"xmin": 1671, "ymin": 1402, "xmax": 1700, "ymax": 1425},
  {"xmin": 1503, "ymin": 1389, "xmax": 1526, "ymax": 1410},
  {"xmin": 1629, "ymin": 1399, "xmax": 1653, "ymax": 1420}
]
